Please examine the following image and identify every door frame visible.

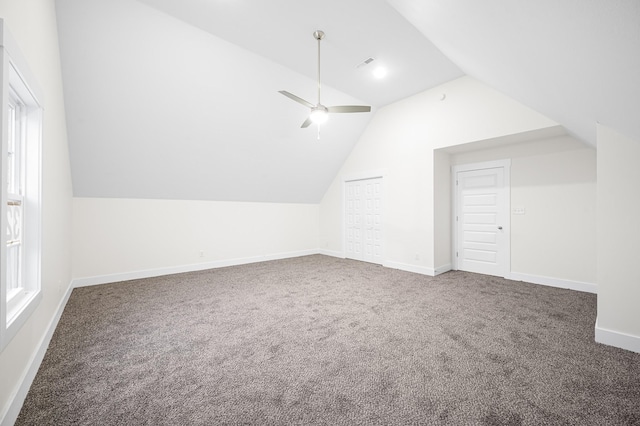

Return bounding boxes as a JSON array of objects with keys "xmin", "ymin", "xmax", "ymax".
[
  {"xmin": 451, "ymin": 159, "xmax": 511, "ymax": 278},
  {"xmin": 342, "ymin": 170, "xmax": 386, "ymax": 264}
]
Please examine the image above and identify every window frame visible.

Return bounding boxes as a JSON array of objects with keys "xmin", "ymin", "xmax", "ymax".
[
  {"xmin": 6, "ymin": 89, "xmax": 25, "ymax": 302},
  {"xmin": 0, "ymin": 20, "xmax": 44, "ymax": 351}
]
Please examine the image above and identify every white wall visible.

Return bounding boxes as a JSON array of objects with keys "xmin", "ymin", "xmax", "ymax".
[
  {"xmin": 596, "ymin": 124, "xmax": 640, "ymax": 352},
  {"xmin": 449, "ymin": 136, "xmax": 597, "ymax": 288},
  {"xmin": 0, "ymin": 0, "xmax": 73, "ymax": 422},
  {"xmin": 319, "ymin": 76, "xmax": 559, "ymax": 274},
  {"xmin": 72, "ymin": 198, "xmax": 319, "ymax": 283},
  {"xmin": 433, "ymin": 149, "xmax": 451, "ymax": 271}
]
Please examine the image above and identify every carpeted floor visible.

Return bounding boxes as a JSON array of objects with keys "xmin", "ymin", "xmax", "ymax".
[{"xmin": 16, "ymin": 255, "xmax": 640, "ymax": 425}]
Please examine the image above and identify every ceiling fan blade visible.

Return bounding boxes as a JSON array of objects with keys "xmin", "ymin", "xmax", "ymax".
[
  {"xmin": 301, "ymin": 117, "xmax": 313, "ymax": 128},
  {"xmin": 327, "ymin": 105, "xmax": 372, "ymax": 113},
  {"xmin": 279, "ymin": 91, "xmax": 314, "ymax": 109}
]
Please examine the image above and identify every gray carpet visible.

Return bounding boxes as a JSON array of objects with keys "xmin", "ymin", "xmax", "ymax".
[{"xmin": 16, "ymin": 255, "xmax": 640, "ymax": 425}]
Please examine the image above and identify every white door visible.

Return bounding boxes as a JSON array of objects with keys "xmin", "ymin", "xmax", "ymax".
[
  {"xmin": 455, "ymin": 165, "xmax": 509, "ymax": 277},
  {"xmin": 345, "ymin": 178, "xmax": 383, "ymax": 264}
]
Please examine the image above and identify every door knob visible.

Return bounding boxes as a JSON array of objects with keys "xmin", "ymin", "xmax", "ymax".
[{"xmin": 497, "ymin": 226, "xmax": 503, "ymax": 230}]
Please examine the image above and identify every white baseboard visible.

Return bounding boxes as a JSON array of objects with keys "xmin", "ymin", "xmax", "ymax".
[
  {"xmin": 509, "ymin": 272, "xmax": 597, "ymax": 294},
  {"xmin": 434, "ymin": 264, "xmax": 452, "ymax": 276},
  {"xmin": 595, "ymin": 318, "xmax": 640, "ymax": 354},
  {"xmin": 390, "ymin": 263, "xmax": 450, "ymax": 277},
  {"xmin": 318, "ymin": 249, "xmax": 344, "ymax": 259},
  {"xmin": 384, "ymin": 261, "xmax": 437, "ymax": 276},
  {"xmin": 1, "ymin": 282, "xmax": 74, "ymax": 426},
  {"xmin": 72, "ymin": 249, "xmax": 320, "ymax": 288}
]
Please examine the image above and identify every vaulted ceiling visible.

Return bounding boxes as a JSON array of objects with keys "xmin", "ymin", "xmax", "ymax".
[
  {"xmin": 388, "ymin": 0, "xmax": 640, "ymax": 149},
  {"xmin": 55, "ymin": 0, "xmax": 640, "ymax": 203}
]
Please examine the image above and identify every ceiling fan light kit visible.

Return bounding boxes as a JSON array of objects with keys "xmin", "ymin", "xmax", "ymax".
[
  {"xmin": 310, "ymin": 107, "xmax": 329, "ymax": 124},
  {"xmin": 279, "ymin": 30, "xmax": 371, "ymax": 131}
]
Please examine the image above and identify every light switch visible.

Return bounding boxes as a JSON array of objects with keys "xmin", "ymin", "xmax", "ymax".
[{"xmin": 512, "ymin": 206, "xmax": 526, "ymax": 215}]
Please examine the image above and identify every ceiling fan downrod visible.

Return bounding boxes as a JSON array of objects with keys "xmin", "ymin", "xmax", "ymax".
[
  {"xmin": 277, "ymin": 29, "xmax": 371, "ymax": 131},
  {"xmin": 313, "ymin": 30, "xmax": 324, "ymax": 106}
]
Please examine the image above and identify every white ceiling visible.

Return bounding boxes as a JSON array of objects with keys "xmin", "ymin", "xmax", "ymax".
[
  {"xmin": 387, "ymin": 0, "xmax": 640, "ymax": 147},
  {"xmin": 135, "ymin": 0, "xmax": 464, "ymax": 108},
  {"xmin": 55, "ymin": 0, "xmax": 463, "ymax": 202},
  {"xmin": 55, "ymin": 0, "xmax": 639, "ymax": 203}
]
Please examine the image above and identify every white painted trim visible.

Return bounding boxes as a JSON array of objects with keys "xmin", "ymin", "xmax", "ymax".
[
  {"xmin": 510, "ymin": 272, "xmax": 597, "ymax": 294},
  {"xmin": 384, "ymin": 260, "xmax": 436, "ymax": 277},
  {"xmin": 318, "ymin": 249, "xmax": 344, "ymax": 259},
  {"xmin": 452, "ymin": 159, "xmax": 513, "ymax": 174},
  {"xmin": 0, "ymin": 20, "xmax": 45, "ymax": 352},
  {"xmin": 0, "ymin": 282, "xmax": 73, "ymax": 426},
  {"xmin": 72, "ymin": 249, "xmax": 319, "ymax": 288},
  {"xmin": 434, "ymin": 264, "xmax": 452, "ymax": 276},
  {"xmin": 451, "ymin": 159, "xmax": 511, "ymax": 277},
  {"xmin": 595, "ymin": 318, "xmax": 640, "ymax": 354},
  {"xmin": 0, "ymin": 20, "xmax": 45, "ymax": 105}
]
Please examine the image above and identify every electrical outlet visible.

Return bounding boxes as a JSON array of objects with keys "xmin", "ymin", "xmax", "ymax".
[{"xmin": 199, "ymin": 250, "xmax": 204, "ymax": 258}]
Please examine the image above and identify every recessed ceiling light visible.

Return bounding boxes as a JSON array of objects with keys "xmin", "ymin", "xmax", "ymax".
[{"xmin": 372, "ymin": 66, "xmax": 387, "ymax": 79}]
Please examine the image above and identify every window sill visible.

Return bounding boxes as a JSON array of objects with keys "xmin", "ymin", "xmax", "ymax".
[
  {"xmin": 2, "ymin": 289, "xmax": 41, "ymax": 350},
  {"xmin": 7, "ymin": 288, "xmax": 38, "ymax": 324}
]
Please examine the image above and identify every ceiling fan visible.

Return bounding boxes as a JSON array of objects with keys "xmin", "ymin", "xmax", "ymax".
[{"xmin": 279, "ymin": 30, "xmax": 371, "ymax": 129}]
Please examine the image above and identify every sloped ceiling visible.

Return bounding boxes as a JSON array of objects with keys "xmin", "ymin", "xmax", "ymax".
[
  {"xmin": 387, "ymin": 0, "xmax": 640, "ymax": 146},
  {"xmin": 55, "ymin": 0, "xmax": 462, "ymax": 203},
  {"xmin": 56, "ymin": 0, "xmax": 639, "ymax": 203}
]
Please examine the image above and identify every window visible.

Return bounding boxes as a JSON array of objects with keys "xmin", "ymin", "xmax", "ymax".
[
  {"xmin": 7, "ymin": 90, "xmax": 25, "ymax": 310},
  {"xmin": 1, "ymin": 21, "xmax": 43, "ymax": 350}
]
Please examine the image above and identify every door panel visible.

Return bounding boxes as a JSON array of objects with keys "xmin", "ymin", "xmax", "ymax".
[
  {"xmin": 456, "ymin": 167, "xmax": 507, "ymax": 277},
  {"xmin": 345, "ymin": 178, "xmax": 383, "ymax": 265}
]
